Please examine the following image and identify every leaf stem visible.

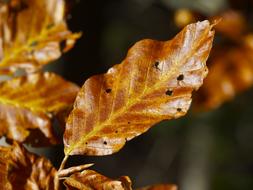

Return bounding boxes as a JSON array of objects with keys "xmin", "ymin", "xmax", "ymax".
[
  {"xmin": 59, "ymin": 155, "xmax": 69, "ymax": 171},
  {"xmin": 54, "ymin": 155, "xmax": 69, "ymax": 190}
]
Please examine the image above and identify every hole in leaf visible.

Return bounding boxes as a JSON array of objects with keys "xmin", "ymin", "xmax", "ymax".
[
  {"xmin": 177, "ymin": 74, "xmax": 184, "ymax": 81},
  {"xmin": 85, "ymin": 142, "xmax": 88, "ymax": 145},
  {"xmin": 153, "ymin": 61, "xmax": 160, "ymax": 70},
  {"xmin": 105, "ymin": 88, "xmax": 112, "ymax": 93},
  {"xmin": 166, "ymin": 90, "xmax": 173, "ymax": 96},
  {"xmin": 177, "ymin": 108, "xmax": 182, "ymax": 112},
  {"xmin": 103, "ymin": 141, "xmax": 107, "ymax": 145},
  {"xmin": 115, "ymin": 130, "xmax": 118, "ymax": 133}
]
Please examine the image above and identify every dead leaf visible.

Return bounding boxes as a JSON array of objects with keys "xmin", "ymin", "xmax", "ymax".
[
  {"xmin": 64, "ymin": 170, "xmax": 132, "ymax": 190},
  {"xmin": 63, "ymin": 20, "xmax": 214, "ymax": 156},
  {"xmin": 137, "ymin": 184, "xmax": 177, "ymax": 190},
  {"xmin": 194, "ymin": 41, "xmax": 253, "ymax": 110},
  {"xmin": 0, "ymin": 142, "xmax": 57, "ymax": 190},
  {"xmin": 0, "ymin": 72, "xmax": 79, "ymax": 146},
  {"xmin": 0, "ymin": 0, "xmax": 81, "ymax": 75}
]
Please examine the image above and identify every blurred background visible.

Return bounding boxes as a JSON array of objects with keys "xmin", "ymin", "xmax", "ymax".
[{"xmin": 40, "ymin": 0, "xmax": 253, "ymax": 189}]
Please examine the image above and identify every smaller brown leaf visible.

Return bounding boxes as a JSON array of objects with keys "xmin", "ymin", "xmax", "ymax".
[
  {"xmin": 137, "ymin": 184, "xmax": 177, "ymax": 190},
  {"xmin": 64, "ymin": 170, "xmax": 132, "ymax": 190},
  {"xmin": 0, "ymin": 142, "xmax": 57, "ymax": 190},
  {"xmin": 194, "ymin": 40, "xmax": 253, "ymax": 110},
  {"xmin": 0, "ymin": 72, "xmax": 79, "ymax": 146}
]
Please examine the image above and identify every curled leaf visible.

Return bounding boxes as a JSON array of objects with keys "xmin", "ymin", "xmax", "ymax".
[
  {"xmin": 0, "ymin": 0, "xmax": 81, "ymax": 74},
  {"xmin": 64, "ymin": 170, "xmax": 132, "ymax": 190},
  {"xmin": 0, "ymin": 142, "xmax": 57, "ymax": 190},
  {"xmin": 137, "ymin": 184, "xmax": 177, "ymax": 190},
  {"xmin": 64, "ymin": 20, "xmax": 214, "ymax": 156},
  {"xmin": 0, "ymin": 72, "xmax": 79, "ymax": 146}
]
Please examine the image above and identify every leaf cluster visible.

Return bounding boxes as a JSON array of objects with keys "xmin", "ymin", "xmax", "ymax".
[{"xmin": 0, "ymin": 0, "xmax": 215, "ymax": 189}]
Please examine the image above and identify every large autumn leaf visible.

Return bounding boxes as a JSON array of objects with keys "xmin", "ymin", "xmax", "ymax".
[
  {"xmin": 137, "ymin": 184, "xmax": 177, "ymax": 190},
  {"xmin": 64, "ymin": 170, "xmax": 132, "ymax": 190},
  {"xmin": 0, "ymin": 0, "xmax": 80, "ymax": 74},
  {"xmin": 0, "ymin": 72, "xmax": 79, "ymax": 146},
  {"xmin": 0, "ymin": 142, "xmax": 57, "ymax": 190},
  {"xmin": 63, "ymin": 20, "xmax": 215, "ymax": 156}
]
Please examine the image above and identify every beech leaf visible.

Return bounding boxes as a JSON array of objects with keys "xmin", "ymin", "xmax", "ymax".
[
  {"xmin": 0, "ymin": 142, "xmax": 57, "ymax": 190},
  {"xmin": 64, "ymin": 20, "xmax": 214, "ymax": 156},
  {"xmin": 137, "ymin": 184, "xmax": 177, "ymax": 190},
  {"xmin": 64, "ymin": 170, "xmax": 132, "ymax": 190},
  {"xmin": 0, "ymin": 0, "xmax": 81, "ymax": 74},
  {"xmin": 0, "ymin": 72, "xmax": 79, "ymax": 146}
]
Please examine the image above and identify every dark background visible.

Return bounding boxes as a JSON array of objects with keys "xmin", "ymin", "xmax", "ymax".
[{"xmin": 44, "ymin": 0, "xmax": 253, "ymax": 189}]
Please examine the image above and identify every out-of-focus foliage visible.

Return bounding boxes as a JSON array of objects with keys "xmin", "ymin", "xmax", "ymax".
[
  {"xmin": 187, "ymin": 9, "xmax": 253, "ymax": 110},
  {"xmin": 174, "ymin": 6, "xmax": 253, "ymax": 110}
]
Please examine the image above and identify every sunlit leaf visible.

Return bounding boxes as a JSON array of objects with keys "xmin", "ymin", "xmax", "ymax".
[
  {"xmin": 64, "ymin": 170, "xmax": 132, "ymax": 190},
  {"xmin": 0, "ymin": 142, "xmax": 57, "ymax": 190},
  {"xmin": 0, "ymin": 72, "xmax": 79, "ymax": 146},
  {"xmin": 0, "ymin": 0, "xmax": 81, "ymax": 75},
  {"xmin": 64, "ymin": 20, "xmax": 215, "ymax": 156},
  {"xmin": 137, "ymin": 184, "xmax": 177, "ymax": 190}
]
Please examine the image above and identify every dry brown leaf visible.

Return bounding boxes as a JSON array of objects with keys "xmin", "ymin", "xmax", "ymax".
[
  {"xmin": 194, "ymin": 40, "xmax": 253, "ymax": 110},
  {"xmin": 0, "ymin": 142, "xmax": 57, "ymax": 190},
  {"xmin": 0, "ymin": 72, "xmax": 79, "ymax": 146},
  {"xmin": 0, "ymin": 0, "xmax": 81, "ymax": 75},
  {"xmin": 137, "ymin": 184, "xmax": 177, "ymax": 190},
  {"xmin": 64, "ymin": 170, "xmax": 132, "ymax": 190},
  {"xmin": 63, "ymin": 20, "xmax": 214, "ymax": 156}
]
